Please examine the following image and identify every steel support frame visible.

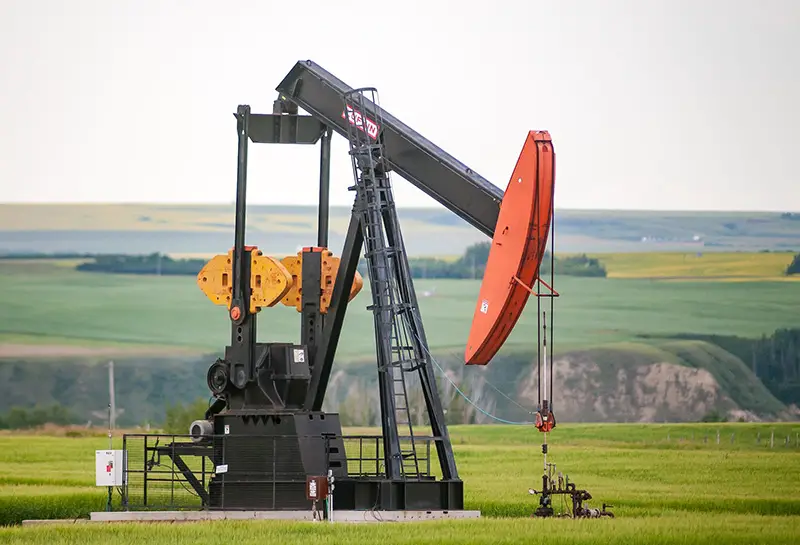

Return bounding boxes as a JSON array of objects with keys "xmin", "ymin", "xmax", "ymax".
[
  {"xmin": 227, "ymin": 106, "xmax": 257, "ymax": 392},
  {"xmin": 380, "ymin": 198, "xmax": 458, "ymax": 481},
  {"xmin": 305, "ymin": 212, "xmax": 363, "ymax": 410},
  {"xmin": 222, "ymin": 105, "xmax": 367, "ymax": 414},
  {"xmin": 211, "ymin": 100, "xmax": 461, "ymax": 507},
  {"xmin": 224, "ymin": 106, "xmax": 343, "ymax": 411}
]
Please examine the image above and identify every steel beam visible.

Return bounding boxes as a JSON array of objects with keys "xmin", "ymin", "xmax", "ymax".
[{"xmin": 276, "ymin": 60, "xmax": 503, "ymax": 237}]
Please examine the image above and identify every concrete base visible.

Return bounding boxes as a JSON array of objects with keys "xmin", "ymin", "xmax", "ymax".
[
  {"xmin": 22, "ymin": 519, "xmax": 93, "ymax": 526},
  {"xmin": 23, "ymin": 510, "xmax": 480, "ymax": 526}
]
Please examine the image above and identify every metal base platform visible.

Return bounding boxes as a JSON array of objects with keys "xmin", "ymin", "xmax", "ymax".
[{"xmin": 124, "ymin": 431, "xmax": 463, "ymax": 512}]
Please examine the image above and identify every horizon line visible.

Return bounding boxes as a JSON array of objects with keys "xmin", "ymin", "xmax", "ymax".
[{"xmin": 0, "ymin": 202, "xmax": 797, "ymax": 215}]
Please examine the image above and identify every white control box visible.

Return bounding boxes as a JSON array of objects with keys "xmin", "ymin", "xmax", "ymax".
[{"xmin": 95, "ymin": 450, "xmax": 125, "ymax": 486}]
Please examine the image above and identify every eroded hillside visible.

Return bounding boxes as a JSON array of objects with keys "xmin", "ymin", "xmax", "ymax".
[{"xmin": 0, "ymin": 339, "xmax": 795, "ymax": 428}]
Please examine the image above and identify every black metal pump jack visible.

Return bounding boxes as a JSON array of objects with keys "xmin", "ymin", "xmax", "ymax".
[
  {"xmin": 198, "ymin": 92, "xmax": 462, "ymax": 511},
  {"xmin": 123, "ymin": 61, "xmax": 532, "ymax": 513},
  {"xmin": 341, "ymin": 87, "xmax": 457, "ymax": 483}
]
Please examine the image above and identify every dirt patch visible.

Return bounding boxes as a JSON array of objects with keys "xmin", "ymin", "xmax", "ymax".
[
  {"xmin": 631, "ymin": 362, "xmax": 721, "ymax": 421},
  {"xmin": 516, "ymin": 355, "xmax": 734, "ymax": 422}
]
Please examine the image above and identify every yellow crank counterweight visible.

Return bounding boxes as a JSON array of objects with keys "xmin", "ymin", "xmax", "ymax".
[
  {"xmin": 279, "ymin": 247, "xmax": 364, "ymax": 313},
  {"xmin": 197, "ymin": 246, "xmax": 363, "ymax": 314},
  {"xmin": 196, "ymin": 248, "xmax": 292, "ymax": 314}
]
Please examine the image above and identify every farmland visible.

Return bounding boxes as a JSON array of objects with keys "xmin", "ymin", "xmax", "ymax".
[
  {"xmin": 2, "ymin": 204, "xmax": 800, "ymax": 257},
  {"xmin": 1, "ymin": 251, "xmax": 799, "ymax": 427},
  {"xmin": 0, "ymin": 258, "xmax": 798, "ymax": 359},
  {"xmin": 0, "ymin": 423, "xmax": 799, "ymax": 543},
  {"xmin": 1, "ymin": 206, "xmax": 799, "ymax": 542},
  {"xmin": 593, "ymin": 251, "xmax": 799, "ymax": 281},
  {"xmin": 1, "ymin": 203, "xmax": 798, "ymax": 358}
]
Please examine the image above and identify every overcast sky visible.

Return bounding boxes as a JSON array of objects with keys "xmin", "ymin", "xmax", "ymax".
[{"xmin": 0, "ymin": 0, "xmax": 797, "ymax": 211}]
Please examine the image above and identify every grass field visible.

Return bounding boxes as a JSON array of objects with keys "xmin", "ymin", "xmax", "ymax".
[
  {"xmin": 593, "ymin": 251, "xmax": 798, "ymax": 281},
  {"xmin": 0, "ymin": 258, "xmax": 799, "ymax": 359},
  {"xmin": 1, "ymin": 424, "xmax": 799, "ymax": 543}
]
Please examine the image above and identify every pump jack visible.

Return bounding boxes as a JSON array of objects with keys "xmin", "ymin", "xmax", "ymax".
[{"xmin": 123, "ymin": 60, "xmax": 557, "ymax": 513}]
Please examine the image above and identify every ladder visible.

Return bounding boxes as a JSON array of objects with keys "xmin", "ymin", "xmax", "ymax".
[{"xmin": 341, "ymin": 87, "xmax": 423, "ymax": 479}]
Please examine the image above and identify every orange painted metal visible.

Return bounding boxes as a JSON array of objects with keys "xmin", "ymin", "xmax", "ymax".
[
  {"xmin": 535, "ymin": 409, "xmax": 556, "ymax": 432},
  {"xmin": 464, "ymin": 131, "xmax": 555, "ymax": 365}
]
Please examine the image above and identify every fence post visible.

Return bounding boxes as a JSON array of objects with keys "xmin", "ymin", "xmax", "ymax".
[
  {"xmin": 716, "ymin": 429, "xmax": 720, "ymax": 445},
  {"xmin": 730, "ymin": 433, "xmax": 735, "ymax": 445},
  {"xmin": 756, "ymin": 431, "xmax": 760, "ymax": 445},
  {"xmin": 770, "ymin": 430, "xmax": 774, "ymax": 448}
]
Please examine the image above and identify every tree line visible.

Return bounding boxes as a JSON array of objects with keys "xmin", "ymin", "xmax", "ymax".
[
  {"xmin": 0, "ymin": 404, "xmax": 80, "ymax": 429},
  {"xmin": 751, "ymin": 328, "xmax": 800, "ymax": 405},
  {"xmin": 380, "ymin": 243, "xmax": 607, "ymax": 279},
  {"xmin": 5, "ymin": 243, "xmax": 608, "ymax": 279},
  {"xmin": 59, "ymin": 248, "xmax": 800, "ymax": 278},
  {"xmin": 0, "ymin": 252, "xmax": 95, "ymax": 259},
  {"xmin": 667, "ymin": 328, "xmax": 800, "ymax": 406},
  {"xmin": 75, "ymin": 253, "xmax": 203, "ymax": 275}
]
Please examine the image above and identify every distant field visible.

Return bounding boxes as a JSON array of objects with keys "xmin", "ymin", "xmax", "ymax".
[
  {"xmin": 594, "ymin": 251, "xmax": 798, "ymax": 281},
  {"xmin": 0, "ymin": 204, "xmax": 488, "ymax": 258},
  {"xmin": 1, "ymin": 204, "xmax": 799, "ymax": 257},
  {"xmin": 0, "ymin": 259, "xmax": 798, "ymax": 359},
  {"xmin": 0, "ymin": 333, "xmax": 199, "ymax": 359},
  {"xmin": 1, "ymin": 424, "xmax": 799, "ymax": 542}
]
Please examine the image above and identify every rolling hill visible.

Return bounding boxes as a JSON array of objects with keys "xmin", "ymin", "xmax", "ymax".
[
  {"xmin": 1, "ymin": 204, "xmax": 799, "ymax": 257},
  {"xmin": 0, "ymin": 204, "xmax": 798, "ymax": 427}
]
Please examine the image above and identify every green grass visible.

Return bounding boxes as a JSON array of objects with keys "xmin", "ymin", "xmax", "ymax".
[
  {"xmin": 1, "ymin": 259, "xmax": 799, "ymax": 358},
  {"xmin": 0, "ymin": 516, "xmax": 798, "ymax": 545},
  {"xmin": 1, "ymin": 424, "xmax": 799, "ymax": 543},
  {"xmin": 593, "ymin": 251, "xmax": 799, "ymax": 281}
]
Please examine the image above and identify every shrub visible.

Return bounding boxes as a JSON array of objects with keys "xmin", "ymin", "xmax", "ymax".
[
  {"xmin": 163, "ymin": 398, "xmax": 211, "ymax": 435},
  {"xmin": 786, "ymin": 253, "xmax": 800, "ymax": 275}
]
